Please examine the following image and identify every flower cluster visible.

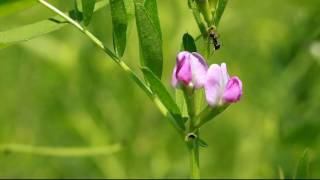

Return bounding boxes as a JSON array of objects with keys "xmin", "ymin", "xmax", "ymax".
[{"xmin": 172, "ymin": 51, "xmax": 243, "ymax": 107}]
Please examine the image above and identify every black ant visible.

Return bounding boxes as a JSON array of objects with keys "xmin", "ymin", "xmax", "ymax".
[{"xmin": 208, "ymin": 27, "xmax": 221, "ymax": 50}]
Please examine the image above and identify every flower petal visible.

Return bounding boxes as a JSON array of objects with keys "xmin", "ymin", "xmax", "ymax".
[
  {"xmin": 190, "ymin": 53, "xmax": 208, "ymax": 88},
  {"xmin": 223, "ymin": 76, "xmax": 243, "ymax": 103},
  {"xmin": 171, "ymin": 66, "xmax": 178, "ymax": 87},
  {"xmin": 220, "ymin": 63, "xmax": 230, "ymax": 86},
  {"xmin": 204, "ymin": 64, "xmax": 223, "ymax": 106},
  {"xmin": 192, "ymin": 52, "xmax": 208, "ymax": 69},
  {"xmin": 176, "ymin": 57, "xmax": 192, "ymax": 86},
  {"xmin": 176, "ymin": 51, "xmax": 190, "ymax": 63}
]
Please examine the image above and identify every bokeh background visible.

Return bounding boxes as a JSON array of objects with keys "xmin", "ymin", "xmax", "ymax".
[{"xmin": 1, "ymin": 0, "xmax": 320, "ymax": 178}]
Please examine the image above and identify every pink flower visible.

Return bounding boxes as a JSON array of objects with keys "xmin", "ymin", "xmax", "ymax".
[
  {"xmin": 204, "ymin": 63, "xmax": 242, "ymax": 107},
  {"xmin": 171, "ymin": 51, "xmax": 208, "ymax": 89}
]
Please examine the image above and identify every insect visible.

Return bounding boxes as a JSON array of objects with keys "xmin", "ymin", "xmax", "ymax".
[{"xmin": 208, "ymin": 27, "xmax": 221, "ymax": 50}]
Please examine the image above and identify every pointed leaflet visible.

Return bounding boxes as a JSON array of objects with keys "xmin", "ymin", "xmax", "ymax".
[
  {"xmin": 141, "ymin": 67, "xmax": 185, "ymax": 131},
  {"xmin": 214, "ymin": 0, "xmax": 228, "ymax": 26},
  {"xmin": 110, "ymin": 0, "xmax": 128, "ymax": 57},
  {"xmin": 134, "ymin": 0, "xmax": 163, "ymax": 78},
  {"xmin": 183, "ymin": 33, "xmax": 197, "ymax": 52},
  {"xmin": 82, "ymin": 0, "xmax": 96, "ymax": 26},
  {"xmin": 293, "ymin": 149, "xmax": 309, "ymax": 179},
  {"xmin": 0, "ymin": 1, "xmax": 107, "ymax": 49}
]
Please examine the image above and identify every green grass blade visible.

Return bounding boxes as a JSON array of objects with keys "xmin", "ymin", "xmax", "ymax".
[{"xmin": 293, "ymin": 149, "xmax": 309, "ymax": 179}]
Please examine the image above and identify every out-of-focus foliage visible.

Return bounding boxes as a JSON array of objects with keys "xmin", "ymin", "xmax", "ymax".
[{"xmin": 0, "ymin": 0, "xmax": 320, "ymax": 178}]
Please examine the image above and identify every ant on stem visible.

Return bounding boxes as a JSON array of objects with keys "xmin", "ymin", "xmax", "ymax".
[{"xmin": 208, "ymin": 27, "xmax": 221, "ymax": 50}]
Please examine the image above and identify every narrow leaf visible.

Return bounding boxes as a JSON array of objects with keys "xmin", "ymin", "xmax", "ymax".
[
  {"xmin": 82, "ymin": 0, "xmax": 96, "ymax": 26},
  {"xmin": 175, "ymin": 89, "xmax": 188, "ymax": 118},
  {"xmin": 123, "ymin": 0, "xmax": 135, "ymax": 34},
  {"xmin": 198, "ymin": 138, "xmax": 208, "ymax": 148},
  {"xmin": 0, "ymin": 1, "xmax": 107, "ymax": 49},
  {"xmin": 110, "ymin": 0, "xmax": 128, "ymax": 57},
  {"xmin": 294, "ymin": 149, "xmax": 309, "ymax": 179},
  {"xmin": 195, "ymin": 105, "xmax": 228, "ymax": 128},
  {"xmin": 141, "ymin": 67, "xmax": 185, "ymax": 131},
  {"xmin": 183, "ymin": 33, "xmax": 197, "ymax": 52},
  {"xmin": 144, "ymin": 0, "xmax": 162, "ymax": 39},
  {"xmin": 188, "ymin": 0, "xmax": 207, "ymax": 35},
  {"xmin": 134, "ymin": 0, "xmax": 163, "ymax": 78},
  {"xmin": 214, "ymin": 0, "xmax": 228, "ymax": 26},
  {"xmin": 0, "ymin": 0, "xmax": 36, "ymax": 18}
]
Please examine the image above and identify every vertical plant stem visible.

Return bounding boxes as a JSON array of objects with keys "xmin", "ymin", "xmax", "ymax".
[
  {"xmin": 188, "ymin": 137, "xmax": 200, "ymax": 179},
  {"xmin": 183, "ymin": 87, "xmax": 201, "ymax": 179}
]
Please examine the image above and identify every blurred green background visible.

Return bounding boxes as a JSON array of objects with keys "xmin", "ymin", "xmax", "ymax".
[{"xmin": 1, "ymin": 0, "xmax": 320, "ymax": 178}]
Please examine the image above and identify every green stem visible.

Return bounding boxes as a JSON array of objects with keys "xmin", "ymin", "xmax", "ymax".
[
  {"xmin": 183, "ymin": 87, "xmax": 201, "ymax": 179},
  {"xmin": 187, "ymin": 135, "xmax": 200, "ymax": 179}
]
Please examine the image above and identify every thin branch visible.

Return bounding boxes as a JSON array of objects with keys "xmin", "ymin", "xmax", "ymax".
[{"xmin": 0, "ymin": 144, "xmax": 121, "ymax": 157}]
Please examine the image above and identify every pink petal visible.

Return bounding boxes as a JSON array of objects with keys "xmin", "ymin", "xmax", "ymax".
[
  {"xmin": 176, "ymin": 51, "xmax": 189, "ymax": 63},
  {"xmin": 220, "ymin": 63, "xmax": 230, "ymax": 86},
  {"xmin": 223, "ymin": 76, "xmax": 243, "ymax": 103},
  {"xmin": 176, "ymin": 56, "xmax": 192, "ymax": 86},
  {"xmin": 192, "ymin": 52, "xmax": 208, "ymax": 69},
  {"xmin": 190, "ymin": 53, "xmax": 208, "ymax": 88},
  {"xmin": 204, "ymin": 64, "xmax": 223, "ymax": 106},
  {"xmin": 171, "ymin": 66, "xmax": 178, "ymax": 87}
]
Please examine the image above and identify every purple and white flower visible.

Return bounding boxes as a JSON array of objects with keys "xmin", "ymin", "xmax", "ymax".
[
  {"xmin": 171, "ymin": 51, "xmax": 208, "ymax": 89},
  {"xmin": 204, "ymin": 63, "xmax": 242, "ymax": 107}
]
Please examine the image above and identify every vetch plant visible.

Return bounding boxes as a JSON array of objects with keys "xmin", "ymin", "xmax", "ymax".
[
  {"xmin": 0, "ymin": 0, "xmax": 242, "ymax": 178},
  {"xmin": 171, "ymin": 53, "xmax": 242, "ymax": 179}
]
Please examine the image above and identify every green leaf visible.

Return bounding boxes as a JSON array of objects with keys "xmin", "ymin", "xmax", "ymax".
[
  {"xmin": 110, "ymin": 0, "xmax": 128, "ymax": 57},
  {"xmin": 141, "ymin": 67, "xmax": 185, "ymax": 131},
  {"xmin": 214, "ymin": 0, "xmax": 228, "ymax": 26},
  {"xmin": 0, "ymin": 0, "xmax": 36, "ymax": 18},
  {"xmin": 198, "ymin": 138, "xmax": 208, "ymax": 148},
  {"xmin": 183, "ymin": 33, "xmax": 197, "ymax": 52},
  {"xmin": 195, "ymin": 105, "xmax": 228, "ymax": 129},
  {"xmin": 175, "ymin": 89, "xmax": 188, "ymax": 118},
  {"xmin": 143, "ymin": 0, "xmax": 162, "ymax": 39},
  {"xmin": 293, "ymin": 149, "xmax": 309, "ymax": 179},
  {"xmin": 188, "ymin": 0, "xmax": 207, "ymax": 35},
  {"xmin": 134, "ymin": 0, "xmax": 163, "ymax": 78},
  {"xmin": 82, "ymin": 0, "xmax": 96, "ymax": 26},
  {"xmin": 0, "ymin": 1, "xmax": 107, "ymax": 49}
]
